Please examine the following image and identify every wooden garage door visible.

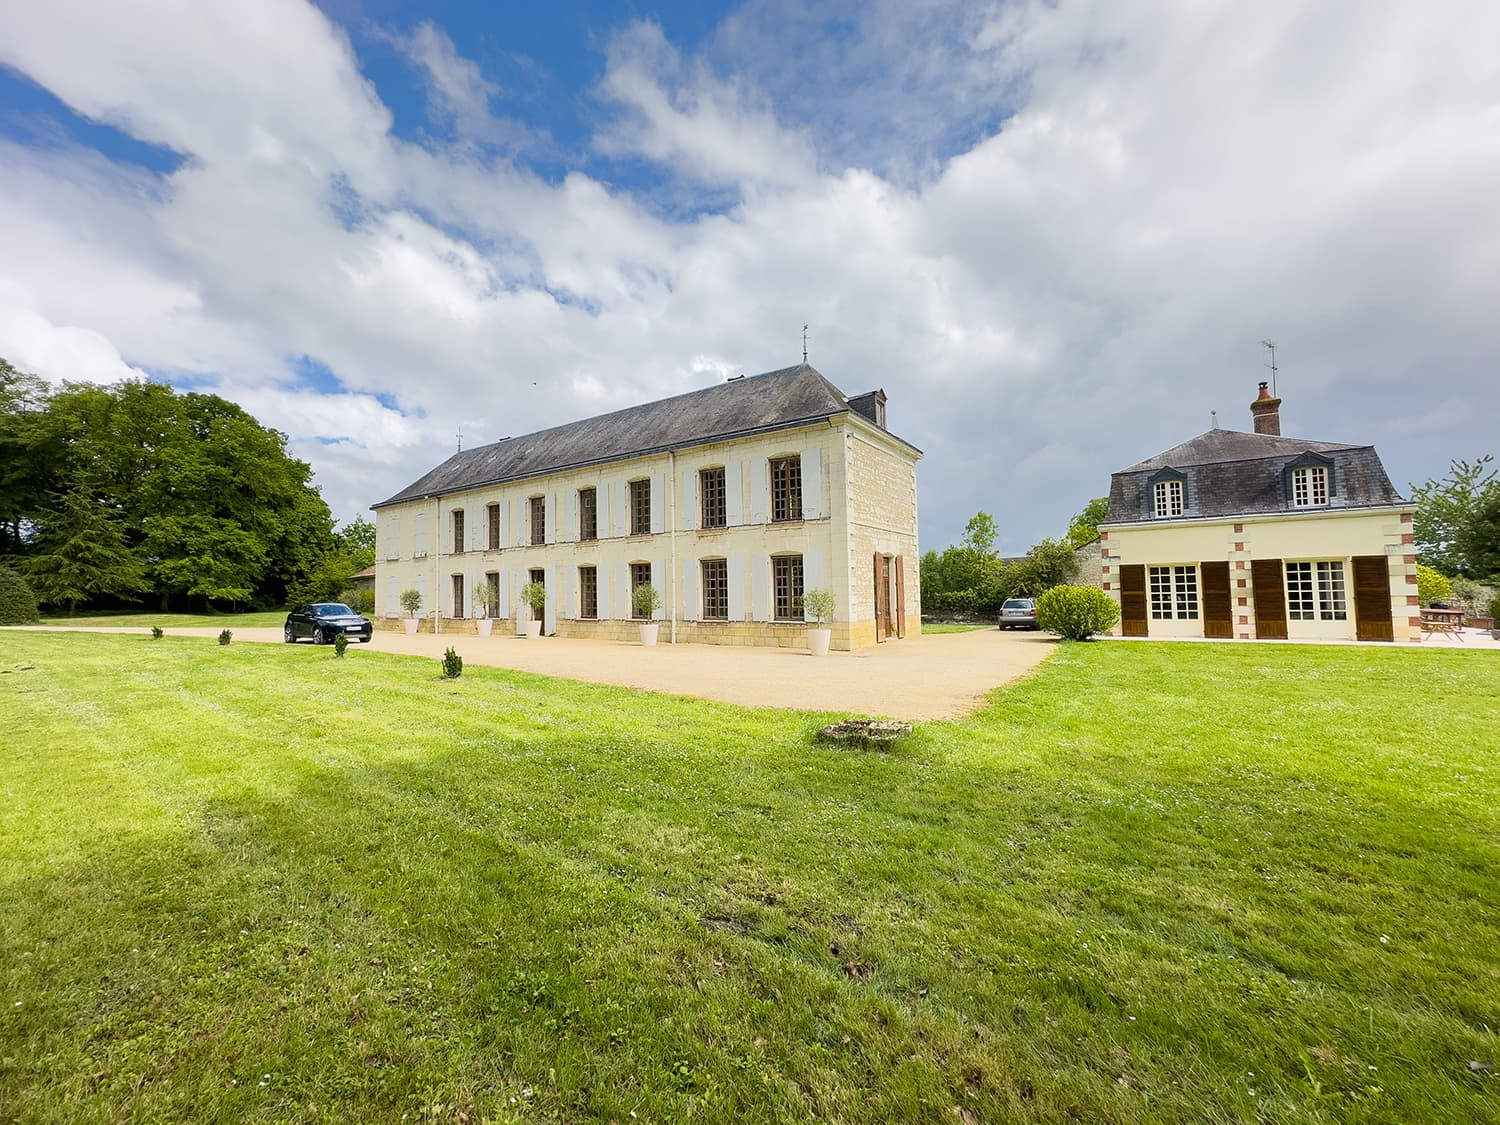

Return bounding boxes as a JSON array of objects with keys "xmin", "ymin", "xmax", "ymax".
[
  {"xmin": 1201, "ymin": 561, "xmax": 1233, "ymax": 639},
  {"xmin": 1119, "ymin": 564, "xmax": 1148, "ymax": 636},
  {"xmin": 1352, "ymin": 555, "xmax": 1394, "ymax": 642},
  {"xmin": 1251, "ymin": 558, "xmax": 1288, "ymax": 640}
]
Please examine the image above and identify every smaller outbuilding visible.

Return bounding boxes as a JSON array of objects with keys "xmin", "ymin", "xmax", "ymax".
[{"xmin": 1097, "ymin": 384, "xmax": 1417, "ymax": 642}]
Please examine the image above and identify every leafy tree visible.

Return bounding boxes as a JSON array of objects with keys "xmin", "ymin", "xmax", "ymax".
[
  {"xmin": 21, "ymin": 482, "xmax": 146, "ymax": 614},
  {"xmin": 0, "ymin": 564, "xmax": 40, "ymax": 624},
  {"xmin": 961, "ymin": 511, "xmax": 999, "ymax": 557},
  {"xmin": 1458, "ymin": 488, "xmax": 1500, "ymax": 580},
  {"xmin": 1066, "ymin": 497, "xmax": 1110, "ymax": 549},
  {"xmin": 1415, "ymin": 564, "xmax": 1452, "ymax": 607},
  {"xmin": 1008, "ymin": 537, "xmax": 1080, "ymax": 596},
  {"xmin": 337, "ymin": 515, "xmax": 376, "ymax": 571},
  {"xmin": 1411, "ymin": 456, "xmax": 1498, "ymax": 575},
  {"xmin": 0, "ymin": 359, "xmax": 54, "ymax": 555}
]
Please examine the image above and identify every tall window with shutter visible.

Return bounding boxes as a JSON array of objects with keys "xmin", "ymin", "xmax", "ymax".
[
  {"xmin": 486, "ymin": 503, "xmax": 500, "ymax": 550},
  {"xmin": 629, "ymin": 480, "xmax": 651, "ymax": 536},
  {"xmin": 528, "ymin": 496, "xmax": 545, "ymax": 545},
  {"xmin": 701, "ymin": 559, "xmax": 728, "ymax": 619},
  {"xmin": 700, "ymin": 467, "xmax": 726, "ymax": 528},
  {"xmin": 773, "ymin": 555, "xmax": 804, "ymax": 620},
  {"xmin": 578, "ymin": 488, "xmax": 597, "ymax": 541},
  {"xmin": 771, "ymin": 457, "xmax": 802, "ymax": 522},
  {"xmin": 451, "ymin": 509, "xmax": 465, "ymax": 554}
]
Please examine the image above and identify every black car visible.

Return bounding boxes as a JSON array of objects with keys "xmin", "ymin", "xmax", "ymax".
[{"xmin": 284, "ymin": 603, "xmax": 373, "ymax": 644}]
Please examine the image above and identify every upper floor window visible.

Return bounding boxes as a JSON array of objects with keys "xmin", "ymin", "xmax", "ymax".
[
  {"xmin": 1153, "ymin": 479, "xmax": 1183, "ymax": 518},
  {"xmin": 451, "ymin": 508, "xmax": 465, "ymax": 554},
  {"xmin": 529, "ymin": 496, "xmax": 545, "ymax": 545},
  {"xmin": 771, "ymin": 456, "xmax": 802, "ymax": 522},
  {"xmin": 578, "ymin": 488, "xmax": 597, "ymax": 541},
  {"xmin": 1291, "ymin": 466, "xmax": 1329, "ymax": 508},
  {"xmin": 629, "ymin": 479, "xmax": 651, "ymax": 536},
  {"xmin": 486, "ymin": 503, "xmax": 500, "ymax": 550},
  {"xmin": 700, "ymin": 467, "xmax": 726, "ymax": 528}
]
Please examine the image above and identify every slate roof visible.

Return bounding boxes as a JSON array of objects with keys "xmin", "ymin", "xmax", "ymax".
[
  {"xmin": 1104, "ymin": 428, "xmax": 1405, "ymax": 525},
  {"xmin": 375, "ymin": 364, "xmax": 915, "ymax": 508}
]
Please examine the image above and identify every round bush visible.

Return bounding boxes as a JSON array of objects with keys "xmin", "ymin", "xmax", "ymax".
[
  {"xmin": 1416, "ymin": 564, "xmax": 1452, "ymax": 607},
  {"xmin": 1035, "ymin": 584, "xmax": 1120, "ymax": 640},
  {"xmin": 0, "ymin": 565, "xmax": 40, "ymax": 625}
]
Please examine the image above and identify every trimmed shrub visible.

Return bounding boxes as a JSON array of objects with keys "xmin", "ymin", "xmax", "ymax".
[
  {"xmin": 333, "ymin": 631, "xmax": 348, "ymax": 657},
  {"xmin": 631, "ymin": 582, "xmax": 662, "ymax": 618},
  {"xmin": 1036, "ymin": 584, "xmax": 1120, "ymax": 640},
  {"xmin": 150, "ymin": 626, "xmax": 164, "ymax": 640},
  {"xmin": 1416, "ymin": 564, "xmax": 1452, "ymax": 607},
  {"xmin": 218, "ymin": 628, "xmax": 233, "ymax": 646},
  {"xmin": 0, "ymin": 565, "xmax": 40, "ymax": 625},
  {"xmin": 400, "ymin": 588, "xmax": 422, "ymax": 617},
  {"xmin": 441, "ymin": 645, "xmax": 463, "ymax": 679},
  {"xmin": 341, "ymin": 588, "xmax": 375, "ymax": 616},
  {"xmin": 802, "ymin": 588, "xmax": 835, "ymax": 624}
]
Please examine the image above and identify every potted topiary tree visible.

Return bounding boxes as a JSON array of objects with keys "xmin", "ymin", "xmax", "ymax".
[
  {"xmin": 400, "ymin": 588, "xmax": 422, "ymax": 634},
  {"xmin": 802, "ymin": 588, "xmax": 835, "ymax": 656},
  {"xmin": 519, "ymin": 580, "xmax": 547, "ymax": 639},
  {"xmin": 472, "ymin": 578, "xmax": 497, "ymax": 638},
  {"xmin": 632, "ymin": 582, "xmax": 662, "ymax": 645}
]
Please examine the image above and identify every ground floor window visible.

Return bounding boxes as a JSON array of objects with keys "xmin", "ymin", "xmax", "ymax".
[
  {"xmin": 773, "ymin": 554, "xmax": 804, "ymax": 621},
  {"xmin": 1286, "ymin": 560, "xmax": 1347, "ymax": 621},
  {"xmin": 630, "ymin": 562, "xmax": 653, "ymax": 618},
  {"xmin": 579, "ymin": 566, "xmax": 597, "ymax": 619},
  {"xmin": 701, "ymin": 558, "xmax": 728, "ymax": 619},
  {"xmin": 484, "ymin": 571, "xmax": 499, "ymax": 617},
  {"xmin": 1149, "ymin": 565, "xmax": 1198, "ymax": 619}
]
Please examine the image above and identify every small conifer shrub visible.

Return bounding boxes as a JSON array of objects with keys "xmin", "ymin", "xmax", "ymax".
[
  {"xmin": 218, "ymin": 628, "xmax": 233, "ymax": 646},
  {"xmin": 151, "ymin": 626, "xmax": 164, "ymax": 640},
  {"xmin": 334, "ymin": 631, "xmax": 348, "ymax": 657},
  {"xmin": 0, "ymin": 565, "xmax": 40, "ymax": 625},
  {"xmin": 441, "ymin": 645, "xmax": 463, "ymax": 679}
]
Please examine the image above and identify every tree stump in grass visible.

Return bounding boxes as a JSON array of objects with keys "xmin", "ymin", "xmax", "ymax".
[{"xmin": 816, "ymin": 719, "xmax": 912, "ymax": 747}]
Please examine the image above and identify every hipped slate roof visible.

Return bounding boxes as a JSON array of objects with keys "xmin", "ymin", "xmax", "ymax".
[
  {"xmin": 1105, "ymin": 428, "xmax": 1404, "ymax": 524},
  {"xmin": 375, "ymin": 364, "xmax": 914, "ymax": 508}
]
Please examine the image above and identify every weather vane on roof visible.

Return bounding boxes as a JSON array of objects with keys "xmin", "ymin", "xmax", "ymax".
[
  {"xmin": 456, "ymin": 425, "xmax": 463, "ymax": 453},
  {"xmin": 802, "ymin": 323, "xmax": 809, "ymax": 364}
]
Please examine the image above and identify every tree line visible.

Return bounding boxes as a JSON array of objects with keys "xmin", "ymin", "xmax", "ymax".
[
  {"xmin": 920, "ymin": 500, "xmax": 1107, "ymax": 617},
  {"xmin": 1, "ymin": 357, "xmax": 372, "ymax": 614}
]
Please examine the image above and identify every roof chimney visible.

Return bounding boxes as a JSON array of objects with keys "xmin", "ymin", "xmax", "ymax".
[{"xmin": 1250, "ymin": 382, "xmax": 1281, "ymax": 436}]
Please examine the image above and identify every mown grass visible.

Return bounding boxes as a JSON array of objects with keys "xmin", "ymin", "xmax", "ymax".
[
  {"xmin": 35, "ymin": 610, "xmax": 288, "ymax": 629},
  {"xmin": 2, "ymin": 633, "xmax": 1497, "ymax": 1123},
  {"xmin": 920, "ymin": 622, "xmax": 989, "ymax": 634}
]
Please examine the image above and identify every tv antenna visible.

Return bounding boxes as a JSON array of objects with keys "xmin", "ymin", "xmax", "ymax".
[
  {"xmin": 1259, "ymin": 339, "xmax": 1278, "ymax": 396},
  {"xmin": 802, "ymin": 323, "xmax": 809, "ymax": 364}
]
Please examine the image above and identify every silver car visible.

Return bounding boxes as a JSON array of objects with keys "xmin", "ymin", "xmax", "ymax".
[{"xmin": 998, "ymin": 597, "xmax": 1038, "ymax": 629}]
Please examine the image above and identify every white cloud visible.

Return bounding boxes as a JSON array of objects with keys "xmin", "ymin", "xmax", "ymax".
[{"xmin": 0, "ymin": 0, "xmax": 1496, "ymax": 547}]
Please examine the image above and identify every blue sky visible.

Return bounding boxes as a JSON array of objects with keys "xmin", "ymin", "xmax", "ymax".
[{"xmin": 2, "ymin": 1, "xmax": 1497, "ymax": 551}]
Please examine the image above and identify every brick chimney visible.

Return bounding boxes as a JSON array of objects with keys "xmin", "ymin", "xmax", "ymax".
[{"xmin": 1250, "ymin": 382, "xmax": 1281, "ymax": 436}]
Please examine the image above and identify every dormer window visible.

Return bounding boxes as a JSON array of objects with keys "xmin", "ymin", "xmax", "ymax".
[
  {"xmin": 1153, "ymin": 479, "xmax": 1184, "ymax": 518},
  {"xmin": 1291, "ymin": 466, "xmax": 1329, "ymax": 508}
]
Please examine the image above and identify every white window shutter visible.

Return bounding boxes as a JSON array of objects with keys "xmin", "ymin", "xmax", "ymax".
[
  {"xmin": 617, "ymin": 481, "xmax": 629, "ymax": 537},
  {"xmin": 600, "ymin": 566, "xmax": 613, "ymax": 620},
  {"xmin": 752, "ymin": 552, "xmax": 770, "ymax": 620},
  {"xmin": 751, "ymin": 459, "xmax": 769, "ymax": 523},
  {"xmin": 544, "ymin": 493, "xmax": 557, "ymax": 545},
  {"xmin": 803, "ymin": 550, "xmax": 825, "ymax": 620},
  {"xmin": 497, "ymin": 569, "xmax": 509, "ymax": 617},
  {"xmin": 565, "ymin": 490, "xmax": 576, "ymax": 543},
  {"xmin": 499, "ymin": 503, "xmax": 510, "ymax": 548},
  {"xmin": 802, "ymin": 449, "xmax": 822, "ymax": 519},
  {"xmin": 384, "ymin": 576, "xmax": 399, "ymax": 618},
  {"xmin": 654, "ymin": 558, "xmax": 667, "ymax": 619},
  {"xmin": 725, "ymin": 462, "xmax": 743, "ymax": 526},
  {"xmin": 619, "ymin": 562, "xmax": 632, "ymax": 618},
  {"xmin": 650, "ymin": 473, "xmax": 664, "ymax": 534},
  {"xmin": 544, "ymin": 564, "xmax": 558, "ymax": 633},
  {"xmin": 680, "ymin": 470, "xmax": 695, "ymax": 530},
  {"xmin": 385, "ymin": 517, "xmax": 400, "ymax": 560},
  {"xmin": 682, "ymin": 557, "xmax": 698, "ymax": 619},
  {"xmin": 469, "ymin": 508, "xmax": 480, "ymax": 552},
  {"xmin": 728, "ymin": 556, "xmax": 745, "ymax": 621}
]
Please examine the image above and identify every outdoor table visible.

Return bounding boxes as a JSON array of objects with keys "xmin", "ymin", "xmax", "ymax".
[{"xmin": 1419, "ymin": 608, "xmax": 1466, "ymax": 640}]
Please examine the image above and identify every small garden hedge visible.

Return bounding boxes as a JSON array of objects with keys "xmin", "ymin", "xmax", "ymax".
[
  {"xmin": 1036, "ymin": 584, "xmax": 1119, "ymax": 640},
  {"xmin": 0, "ymin": 565, "xmax": 40, "ymax": 625}
]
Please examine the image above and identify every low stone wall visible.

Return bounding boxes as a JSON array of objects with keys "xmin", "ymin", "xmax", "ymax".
[{"xmin": 379, "ymin": 615, "xmax": 849, "ymax": 649}]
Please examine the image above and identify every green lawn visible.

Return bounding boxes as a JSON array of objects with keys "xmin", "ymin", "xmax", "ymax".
[
  {"xmin": 2, "ymin": 634, "xmax": 1497, "ymax": 1123},
  {"xmin": 36, "ymin": 610, "xmax": 288, "ymax": 629},
  {"xmin": 920, "ymin": 622, "xmax": 989, "ymax": 634}
]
